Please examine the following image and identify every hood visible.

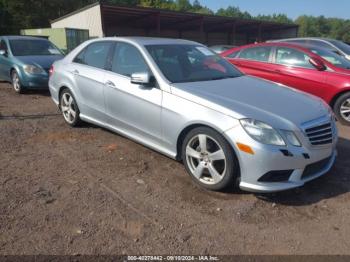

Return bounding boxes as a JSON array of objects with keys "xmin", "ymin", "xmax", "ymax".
[
  {"xmin": 15, "ymin": 55, "xmax": 64, "ymax": 70},
  {"xmin": 171, "ymin": 75, "xmax": 329, "ymax": 130}
]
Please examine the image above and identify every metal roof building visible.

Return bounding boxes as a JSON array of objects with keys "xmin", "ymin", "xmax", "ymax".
[{"xmin": 51, "ymin": 2, "xmax": 298, "ymax": 46}]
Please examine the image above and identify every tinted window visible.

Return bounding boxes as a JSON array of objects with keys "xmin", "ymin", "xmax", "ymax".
[
  {"xmin": 146, "ymin": 44, "xmax": 242, "ymax": 83},
  {"xmin": 275, "ymin": 47, "xmax": 313, "ymax": 68},
  {"xmin": 238, "ymin": 46, "xmax": 272, "ymax": 62},
  {"xmin": 226, "ymin": 50, "xmax": 240, "ymax": 58},
  {"xmin": 9, "ymin": 39, "xmax": 62, "ymax": 56},
  {"xmin": 287, "ymin": 39, "xmax": 308, "ymax": 44},
  {"xmin": 75, "ymin": 42, "xmax": 112, "ymax": 69},
  {"xmin": 328, "ymin": 39, "xmax": 350, "ymax": 56},
  {"xmin": 111, "ymin": 42, "xmax": 149, "ymax": 77},
  {"xmin": 0, "ymin": 40, "xmax": 8, "ymax": 51},
  {"xmin": 309, "ymin": 47, "xmax": 350, "ymax": 69},
  {"xmin": 307, "ymin": 40, "xmax": 332, "ymax": 49}
]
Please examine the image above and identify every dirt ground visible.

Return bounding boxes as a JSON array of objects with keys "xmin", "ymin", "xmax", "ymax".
[{"xmin": 0, "ymin": 81, "xmax": 350, "ymax": 255}]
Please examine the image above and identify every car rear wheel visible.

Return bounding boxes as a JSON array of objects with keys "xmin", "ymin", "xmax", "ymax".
[
  {"xmin": 181, "ymin": 127, "xmax": 239, "ymax": 191},
  {"xmin": 11, "ymin": 70, "xmax": 24, "ymax": 94},
  {"xmin": 334, "ymin": 92, "xmax": 350, "ymax": 126},
  {"xmin": 60, "ymin": 89, "xmax": 82, "ymax": 127}
]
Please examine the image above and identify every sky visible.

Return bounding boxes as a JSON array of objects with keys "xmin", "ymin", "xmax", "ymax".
[{"xmin": 200, "ymin": 0, "xmax": 350, "ymax": 20}]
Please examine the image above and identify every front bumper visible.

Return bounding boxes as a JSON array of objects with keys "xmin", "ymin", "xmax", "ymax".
[
  {"xmin": 20, "ymin": 71, "xmax": 49, "ymax": 89},
  {"xmin": 225, "ymin": 123, "xmax": 337, "ymax": 193}
]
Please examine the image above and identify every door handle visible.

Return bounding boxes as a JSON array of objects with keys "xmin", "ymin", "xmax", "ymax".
[
  {"xmin": 105, "ymin": 80, "xmax": 116, "ymax": 88},
  {"xmin": 72, "ymin": 69, "xmax": 79, "ymax": 75},
  {"xmin": 274, "ymin": 69, "xmax": 282, "ymax": 73}
]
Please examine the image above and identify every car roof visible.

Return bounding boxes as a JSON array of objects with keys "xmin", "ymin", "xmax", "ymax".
[
  {"xmin": 273, "ymin": 37, "xmax": 335, "ymax": 42},
  {"xmin": 221, "ymin": 42, "xmax": 320, "ymax": 57},
  {"xmin": 93, "ymin": 36, "xmax": 200, "ymax": 46}
]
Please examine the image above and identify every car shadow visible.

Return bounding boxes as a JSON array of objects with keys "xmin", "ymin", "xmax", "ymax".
[
  {"xmin": 0, "ymin": 81, "xmax": 51, "ymax": 97},
  {"xmin": 255, "ymin": 137, "xmax": 350, "ymax": 206},
  {"xmin": 24, "ymin": 89, "xmax": 51, "ymax": 97}
]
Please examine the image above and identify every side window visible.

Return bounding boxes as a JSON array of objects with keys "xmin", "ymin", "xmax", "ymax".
[
  {"xmin": 238, "ymin": 46, "xmax": 272, "ymax": 62},
  {"xmin": 0, "ymin": 40, "xmax": 8, "ymax": 51},
  {"xmin": 73, "ymin": 42, "xmax": 112, "ymax": 69},
  {"xmin": 73, "ymin": 49, "xmax": 86, "ymax": 64},
  {"xmin": 111, "ymin": 42, "xmax": 149, "ymax": 77},
  {"xmin": 226, "ymin": 50, "xmax": 240, "ymax": 59},
  {"xmin": 275, "ymin": 47, "xmax": 313, "ymax": 69}
]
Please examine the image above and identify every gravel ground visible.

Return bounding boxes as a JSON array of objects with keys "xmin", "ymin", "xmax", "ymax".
[{"xmin": 0, "ymin": 82, "xmax": 350, "ymax": 255}]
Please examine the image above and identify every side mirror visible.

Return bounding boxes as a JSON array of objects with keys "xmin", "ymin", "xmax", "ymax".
[
  {"xmin": 309, "ymin": 58, "xmax": 326, "ymax": 71},
  {"xmin": 130, "ymin": 72, "xmax": 154, "ymax": 86},
  {"xmin": 0, "ymin": 49, "xmax": 7, "ymax": 56}
]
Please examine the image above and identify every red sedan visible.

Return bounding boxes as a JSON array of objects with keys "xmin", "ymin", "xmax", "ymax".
[{"xmin": 221, "ymin": 42, "xmax": 350, "ymax": 125}]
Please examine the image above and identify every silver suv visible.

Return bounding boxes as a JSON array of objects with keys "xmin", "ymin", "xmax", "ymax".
[{"xmin": 49, "ymin": 37, "xmax": 338, "ymax": 193}]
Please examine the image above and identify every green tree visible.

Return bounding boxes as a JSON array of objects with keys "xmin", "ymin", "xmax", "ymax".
[
  {"xmin": 216, "ymin": 6, "xmax": 251, "ymax": 19},
  {"xmin": 256, "ymin": 14, "xmax": 293, "ymax": 24}
]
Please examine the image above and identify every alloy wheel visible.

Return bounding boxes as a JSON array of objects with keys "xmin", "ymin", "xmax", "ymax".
[
  {"xmin": 185, "ymin": 134, "xmax": 227, "ymax": 185},
  {"xmin": 340, "ymin": 98, "xmax": 350, "ymax": 122},
  {"xmin": 12, "ymin": 72, "xmax": 20, "ymax": 92},
  {"xmin": 61, "ymin": 92, "xmax": 77, "ymax": 124}
]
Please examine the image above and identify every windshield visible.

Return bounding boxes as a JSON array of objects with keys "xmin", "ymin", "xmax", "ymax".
[
  {"xmin": 9, "ymin": 39, "xmax": 63, "ymax": 56},
  {"xmin": 328, "ymin": 39, "xmax": 350, "ymax": 56},
  {"xmin": 146, "ymin": 44, "xmax": 243, "ymax": 83},
  {"xmin": 309, "ymin": 46, "xmax": 350, "ymax": 69}
]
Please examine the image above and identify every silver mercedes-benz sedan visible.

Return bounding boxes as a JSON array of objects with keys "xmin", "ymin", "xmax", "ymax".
[{"xmin": 49, "ymin": 37, "xmax": 338, "ymax": 193}]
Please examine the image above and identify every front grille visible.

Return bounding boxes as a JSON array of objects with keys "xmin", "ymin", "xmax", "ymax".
[
  {"xmin": 301, "ymin": 157, "xmax": 332, "ymax": 179},
  {"xmin": 305, "ymin": 122, "xmax": 333, "ymax": 146}
]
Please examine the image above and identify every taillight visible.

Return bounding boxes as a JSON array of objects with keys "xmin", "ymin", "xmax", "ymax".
[{"xmin": 49, "ymin": 65, "xmax": 54, "ymax": 77}]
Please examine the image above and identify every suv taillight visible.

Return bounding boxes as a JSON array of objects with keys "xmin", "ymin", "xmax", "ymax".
[{"xmin": 49, "ymin": 65, "xmax": 54, "ymax": 77}]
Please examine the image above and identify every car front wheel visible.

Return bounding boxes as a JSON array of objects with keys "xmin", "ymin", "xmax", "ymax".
[
  {"xmin": 11, "ymin": 70, "xmax": 24, "ymax": 94},
  {"xmin": 60, "ymin": 89, "xmax": 82, "ymax": 127},
  {"xmin": 334, "ymin": 92, "xmax": 350, "ymax": 126},
  {"xmin": 181, "ymin": 127, "xmax": 239, "ymax": 191}
]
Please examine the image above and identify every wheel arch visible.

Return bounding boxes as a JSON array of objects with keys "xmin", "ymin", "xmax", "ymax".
[
  {"xmin": 330, "ymin": 88, "xmax": 350, "ymax": 108},
  {"xmin": 176, "ymin": 123, "xmax": 240, "ymax": 163},
  {"xmin": 57, "ymin": 84, "xmax": 80, "ymax": 108}
]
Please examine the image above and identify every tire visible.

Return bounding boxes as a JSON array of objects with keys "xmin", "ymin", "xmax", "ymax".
[
  {"xmin": 333, "ymin": 92, "xmax": 350, "ymax": 126},
  {"xmin": 181, "ymin": 126, "xmax": 239, "ymax": 191},
  {"xmin": 11, "ymin": 70, "xmax": 25, "ymax": 94},
  {"xmin": 59, "ymin": 88, "xmax": 82, "ymax": 127}
]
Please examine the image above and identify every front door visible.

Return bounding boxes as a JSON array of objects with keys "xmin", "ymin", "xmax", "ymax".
[
  {"xmin": 104, "ymin": 42, "xmax": 163, "ymax": 144},
  {"xmin": 271, "ymin": 46, "xmax": 327, "ymax": 98}
]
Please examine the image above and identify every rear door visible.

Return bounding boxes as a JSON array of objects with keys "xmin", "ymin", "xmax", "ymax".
[
  {"xmin": 227, "ymin": 46, "xmax": 278, "ymax": 82},
  {"xmin": 70, "ymin": 41, "xmax": 113, "ymax": 120},
  {"xmin": 270, "ymin": 46, "xmax": 328, "ymax": 98}
]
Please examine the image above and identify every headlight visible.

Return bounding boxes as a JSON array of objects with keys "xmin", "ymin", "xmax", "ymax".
[
  {"xmin": 240, "ymin": 118, "xmax": 286, "ymax": 146},
  {"xmin": 23, "ymin": 65, "xmax": 44, "ymax": 74},
  {"xmin": 281, "ymin": 130, "xmax": 301, "ymax": 147}
]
